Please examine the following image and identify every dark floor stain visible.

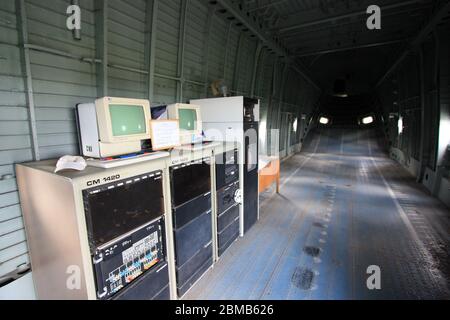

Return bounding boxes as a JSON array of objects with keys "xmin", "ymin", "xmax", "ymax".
[
  {"xmin": 292, "ymin": 267, "xmax": 314, "ymax": 290},
  {"xmin": 304, "ymin": 246, "xmax": 321, "ymax": 257},
  {"xmin": 313, "ymin": 222, "xmax": 325, "ymax": 228}
]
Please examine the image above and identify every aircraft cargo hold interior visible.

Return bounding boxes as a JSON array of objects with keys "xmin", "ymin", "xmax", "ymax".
[{"xmin": 0, "ymin": 0, "xmax": 449, "ymax": 303}]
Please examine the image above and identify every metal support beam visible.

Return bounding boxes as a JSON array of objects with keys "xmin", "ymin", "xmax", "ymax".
[
  {"xmin": 277, "ymin": 62, "xmax": 290, "ymax": 131},
  {"xmin": 256, "ymin": 50, "xmax": 267, "ymax": 95},
  {"xmin": 176, "ymin": 0, "xmax": 188, "ymax": 102},
  {"xmin": 417, "ymin": 47, "xmax": 426, "ymax": 183},
  {"xmin": 276, "ymin": 0, "xmax": 425, "ymax": 33},
  {"xmin": 273, "ymin": 60, "xmax": 289, "ymax": 141},
  {"xmin": 232, "ymin": 32, "xmax": 245, "ymax": 92},
  {"xmin": 282, "ymin": 4, "xmax": 433, "ymax": 39},
  {"xmin": 222, "ymin": 21, "xmax": 233, "ymax": 81},
  {"xmin": 146, "ymin": 0, "xmax": 158, "ymax": 101},
  {"xmin": 215, "ymin": 0, "xmax": 321, "ymax": 92},
  {"xmin": 202, "ymin": 4, "xmax": 216, "ymax": 96},
  {"xmin": 250, "ymin": 43, "xmax": 263, "ymax": 97},
  {"xmin": 17, "ymin": 0, "xmax": 39, "ymax": 161},
  {"xmin": 154, "ymin": 73, "xmax": 204, "ymax": 86},
  {"xmin": 95, "ymin": 0, "xmax": 108, "ymax": 97},
  {"xmin": 266, "ymin": 59, "xmax": 278, "ymax": 140},
  {"xmin": 294, "ymin": 39, "xmax": 408, "ymax": 57},
  {"xmin": 109, "ymin": 64, "xmax": 148, "ymax": 75},
  {"xmin": 22, "ymin": 43, "xmax": 206, "ymax": 94},
  {"xmin": 248, "ymin": 0, "xmax": 289, "ymax": 12},
  {"xmin": 24, "ymin": 44, "xmax": 101, "ymax": 63},
  {"xmin": 376, "ymin": 0, "xmax": 450, "ymax": 88},
  {"xmin": 267, "ymin": 57, "xmax": 278, "ymax": 154},
  {"xmin": 290, "ymin": 60, "xmax": 320, "ymax": 91},
  {"xmin": 433, "ymin": 26, "xmax": 447, "ymax": 173}
]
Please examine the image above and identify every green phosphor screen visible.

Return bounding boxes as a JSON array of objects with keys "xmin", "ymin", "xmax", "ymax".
[
  {"xmin": 179, "ymin": 109, "xmax": 197, "ymax": 131},
  {"xmin": 109, "ymin": 104, "xmax": 146, "ymax": 136}
]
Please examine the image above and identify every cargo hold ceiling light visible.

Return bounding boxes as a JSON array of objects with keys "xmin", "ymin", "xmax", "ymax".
[
  {"xmin": 439, "ymin": 117, "xmax": 450, "ymax": 154},
  {"xmin": 319, "ymin": 117, "xmax": 329, "ymax": 125},
  {"xmin": 362, "ymin": 116, "xmax": 374, "ymax": 125},
  {"xmin": 398, "ymin": 116, "xmax": 404, "ymax": 134},
  {"xmin": 293, "ymin": 118, "xmax": 298, "ymax": 132}
]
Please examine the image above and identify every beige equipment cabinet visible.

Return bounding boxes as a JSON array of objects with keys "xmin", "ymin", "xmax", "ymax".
[{"xmin": 16, "ymin": 156, "xmax": 178, "ymax": 300}]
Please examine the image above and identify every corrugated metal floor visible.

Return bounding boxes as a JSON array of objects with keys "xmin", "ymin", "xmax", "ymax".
[{"xmin": 184, "ymin": 128, "xmax": 450, "ymax": 300}]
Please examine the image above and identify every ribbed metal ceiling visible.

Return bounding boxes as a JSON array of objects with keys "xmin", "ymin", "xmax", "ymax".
[{"xmin": 220, "ymin": 0, "xmax": 440, "ymax": 95}]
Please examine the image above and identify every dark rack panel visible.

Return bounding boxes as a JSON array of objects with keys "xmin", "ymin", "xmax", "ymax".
[{"xmin": 170, "ymin": 159, "xmax": 213, "ymax": 296}]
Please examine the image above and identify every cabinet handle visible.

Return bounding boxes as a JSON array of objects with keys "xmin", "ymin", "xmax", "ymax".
[
  {"xmin": 97, "ymin": 287, "xmax": 107, "ymax": 299},
  {"xmin": 93, "ymin": 253, "xmax": 103, "ymax": 264}
]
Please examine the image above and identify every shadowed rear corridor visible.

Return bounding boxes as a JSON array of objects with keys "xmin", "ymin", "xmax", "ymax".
[{"xmin": 184, "ymin": 128, "xmax": 450, "ymax": 300}]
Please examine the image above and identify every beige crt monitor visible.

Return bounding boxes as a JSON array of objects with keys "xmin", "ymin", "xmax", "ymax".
[
  {"xmin": 96, "ymin": 97, "xmax": 151, "ymax": 143},
  {"xmin": 166, "ymin": 103, "xmax": 202, "ymax": 145},
  {"xmin": 77, "ymin": 97, "xmax": 152, "ymax": 158}
]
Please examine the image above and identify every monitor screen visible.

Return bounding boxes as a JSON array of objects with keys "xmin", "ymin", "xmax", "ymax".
[
  {"xmin": 179, "ymin": 108, "xmax": 197, "ymax": 131},
  {"xmin": 109, "ymin": 104, "xmax": 147, "ymax": 136}
]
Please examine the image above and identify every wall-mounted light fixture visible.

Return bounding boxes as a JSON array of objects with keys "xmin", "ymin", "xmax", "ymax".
[
  {"xmin": 362, "ymin": 116, "xmax": 374, "ymax": 125},
  {"xmin": 439, "ymin": 117, "xmax": 450, "ymax": 156},
  {"xmin": 398, "ymin": 116, "xmax": 404, "ymax": 135},
  {"xmin": 319, "ymin": 117, "xmax": 329, "ymax": 125}
]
